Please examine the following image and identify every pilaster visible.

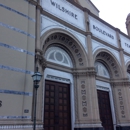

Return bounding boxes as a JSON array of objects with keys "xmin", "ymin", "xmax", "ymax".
[
  {"xmin": 74, "ymin": 10, "xmax": 102, "ymax": 129},
  {"xmin": 35, "ymin": 49, "xmax": 47, "ymax": 122},
  {"xmin": 73, "ymin": 68, "xmax": 102, "ymax": 129},
  {"xmin": 115, "ymin": 28, "xmax": 127, "ymax": 78},
  {"xmin": 111, "ymin": 79, "xmax": 130, "ymax": 127}
]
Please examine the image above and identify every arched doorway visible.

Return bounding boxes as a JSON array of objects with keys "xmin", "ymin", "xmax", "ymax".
[
  {"xmin": 41, "ymin": 32, "xmax": 88, "ymax": 130},
  {"xmin": 95, "ymin": 62, "xmax": 114, "ymax": 130},
  {"xmin": 94, "ymin": 51, "xmax": 119, "ymax": 130},
  {"xmin": 44, "ymin": 47, "xmax": 73, "ymax": 130}
]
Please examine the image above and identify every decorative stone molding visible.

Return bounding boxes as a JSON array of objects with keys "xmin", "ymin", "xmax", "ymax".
[
  {"xmin": 0, "ymin": 124, "xmax": 42, "ymax": 129},
  {"xmin": 35, "ymin": 49, "xmax": 47, "ymax": 70},
  {"xmin": 110, "ymin": 81, "xmax": 130, "ymax": 87},
  {"xmin": 43, "ymin": 33, "xmax": 88, "ymax": 67},
  {"xmin": 86, "ymin": 32, "xmax": 92, "ymax": 36},
  {"xmin": 35, "ymin": 49, "xmax": 43, "ymax": 55},
  {"xmin": 27, "ymin": 0, "xmax": 38, "ymax": 6},
  {"xmin": 118, "ymin": 48, "xmax": 124, "ymax": 52},
  {"xmin": 96, "ymin": 52, "xmax": 120, "ymax": 78},
  {"xmin": 73, "ymin": 67, "xmax": 96, "ymax": 77},
  {"xmin": 97, "ymin": 85, "xmax": 109, "ymax": 91},
  {"xmin": 46, "ymin": 75, "xmax": 70, "ymax": 83}
]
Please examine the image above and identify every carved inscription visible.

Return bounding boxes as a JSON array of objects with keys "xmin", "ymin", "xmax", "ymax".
[
  {"xmin": 125, "ymin": 43, "xmax": 130, "ymax": 48},
  {"xmin": 0, "ymin": 100, "xmax": 2, "ymax": 107},
  {"xmin": 45, "ymin": 34, "xmax": 84, "ymax": 66},
  {"xmin": 81, "ymin": 81, "xmax": 88, "ymax": 117},
  {"xmin": 50, "ymin": 0, "xmax": 78, "ymax": 20},
  {"xmin": 93, "ymin": 25, "xmax": 114, "ymax": 39},
  {"xmin": 118, "ymin": 89, "xmax": 125, "ymax": 118}
]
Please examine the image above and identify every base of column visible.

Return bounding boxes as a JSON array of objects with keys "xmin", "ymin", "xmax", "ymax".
[
  {"xmin": 116, "ymin": 126, "xmax": 130, "ymax": 130},
  {"xmin": 74, "ymin": 127, "xmax": 104, "ymax": 130}
]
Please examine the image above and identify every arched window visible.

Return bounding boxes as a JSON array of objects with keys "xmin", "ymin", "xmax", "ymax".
[
  {"xmin": 127, "ymin": 72, "xmax": 130, "ymax": 81},
  {"xmin": 95, "ymin": 62, "xmax": 110, "ymax": 78},
  {"xmin": 127, "ymin": 65, "xmax": 130, "ymax": 81},
  {"xmin": 45, "ymin": 47, "xmax": 73, "ymax": 68}
]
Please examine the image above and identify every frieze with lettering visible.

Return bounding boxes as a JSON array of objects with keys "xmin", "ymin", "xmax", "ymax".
[
  {"xmin": 81, "ymin": 81, "xmax": 88, "ymax": 117},
  {"xmin": 50, "ymin": 0, "xmax": 78, "ymax": 20},
  {"xmin": 93, "ymin": 25, "xmax": 114, "ymax": 39},
  {"xmin": 42, "ymin": 0, "xmax": 86, "ymax": 31},
  {"xmin": 89, "ymin": 16, "xmax": 118, "ymax": 47},
  {"xmin": 118, "ymin": 89, "xmax": 125, "ymax": 118},
  {"xmin": 120, "ymin": 34, "xmax": 130, "ymax": 53},
  {"xmin": 125, "ymin": 43, "xmax": 130, "ymax": 48}
]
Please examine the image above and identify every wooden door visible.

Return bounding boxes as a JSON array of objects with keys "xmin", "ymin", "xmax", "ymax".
[
  {"xmin": 97, "ymin": 90, "xmax": 114, "ymax": 130},
  {"xmin": 44, "ymin": 80, "xmax": 71, "ymax": 130}
]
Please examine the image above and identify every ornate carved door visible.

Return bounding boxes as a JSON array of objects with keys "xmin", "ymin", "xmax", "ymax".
[
  {"xmin": 97, "ymin": 90, "xmax": 114, "ymax": 130},
  {"xmin": 44, "ymin": 80, "xmax": 71, "ymax": 130}
]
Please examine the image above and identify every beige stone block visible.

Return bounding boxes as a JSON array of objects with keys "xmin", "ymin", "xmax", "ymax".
[
  {"xmin": 0, "ymin": 69, "xmax": 25, "ymax": 91},
  {"xmin": 28, "ymin": 20, "xmax": 36, "ymax": 36},
  {"xmin": 27, "ymin": 37, "xmax": 35, "ymax": 53},
  {"xmin": 0, "ymin": 47, "xmax": 34, "ymax": 71},
  {"xmin": 0, "ymin": 7, "xmax": 28, "ymax": 33},
  {"xmin": 0, "ymin": 94, "xmax": 23, "ymax": 116},
  {"xmin": 1, "ymin": 0, "xmax": 29, "ymax": 17},
  {"xmin": 0, "ymin": 47, "xmax": 26, "ymax": 69},
  {"xmin": 21, "ymin": 96, "xmax": 33, "ymax": 117},
  {"xmin": 0, "ymin": 26, "xmax": 35, "ymax": 53},
  {"xmin": 28, "ymin": 3, "xmax": 36, "ymax": 20},
  {"xmin": 0, "ymin": 26, "xmax": 28, "ymax": 50}
]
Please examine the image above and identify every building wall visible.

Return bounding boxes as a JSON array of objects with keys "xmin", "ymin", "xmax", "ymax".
[
  {"xmin": 0, "ymin": 0, "xmax": 36, "ymax": 128},
  {"xmin": 0, "ymin": 0, "xmax": 130, "ymax": 130}
]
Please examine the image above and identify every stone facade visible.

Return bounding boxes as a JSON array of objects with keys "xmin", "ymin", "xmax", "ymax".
[{"xmin": 0, "ymin": 0, "xmax": 130, "ymax": 130}]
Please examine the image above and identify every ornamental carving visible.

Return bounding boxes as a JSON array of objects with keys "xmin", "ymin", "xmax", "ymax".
[
  {"xmin": 43, "ymin": 33, "xmax": 87, "ymax": 67},
  {"xmin": 96, "ymin": 52, "xmax": 120, "ymax": 77},
  {"xmin": 81, "ymin": 81, "xmax": 88, "ymax": 117},
  {"xmin": 35, "ymin": 49, "xmax": 47, "ymax": 70}
]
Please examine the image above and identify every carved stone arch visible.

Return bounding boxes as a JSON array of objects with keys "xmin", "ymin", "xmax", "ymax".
[
  {"xmin": 40, "ymin": 29, "xmax": 88, "ymax": 68},
  {"xmin": 126, "ymin": 61, "xmax": 130, "ymax": 74},
  {"xmin": 93, "ymin": 48, "xmax": 123, "ymax": 78}
]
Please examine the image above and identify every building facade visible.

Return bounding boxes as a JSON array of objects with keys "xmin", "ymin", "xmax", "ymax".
[{"xmin": 0, "ymin": 0, "xmax": 130, "ymax": 130}]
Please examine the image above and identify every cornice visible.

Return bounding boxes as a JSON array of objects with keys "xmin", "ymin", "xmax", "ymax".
[
  {"xmin": 86, "ymin": 32, "xmax": 92, "ymax": 36},
  {"xmin": 110, "ymin": 81, "xmax": 130, "ymax": 87},
  {"xmin": 28, "ymin": 0, "xmax": 130, "ymax": 40},
  {"xmin": 72, "ymin": 67, "xmax": 96, "ymax": 77},
  {"xmin": 96, "ymin": 75, "xmax": 110, "ymax": 83},
  {"xmin": 110, "ymin": 78, "xmax": 130, "ymax": 87},
  {"xmin": 92, "ymin": 35, "xmax": 120, "ymax": 51}
]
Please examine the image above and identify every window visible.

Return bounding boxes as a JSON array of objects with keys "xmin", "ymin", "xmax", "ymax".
[
  {"xmin": 45, "ymin": 47, "xmax": 73, "ymax": 68},
  {"xmin": 95, "ymin": 62, "xmax": 110, "ymax": 78}
]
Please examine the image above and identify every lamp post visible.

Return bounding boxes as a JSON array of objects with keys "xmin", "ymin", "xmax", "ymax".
[{"xmin": 32, "ymin": 69, "xmax": 42, "ymax": 130}]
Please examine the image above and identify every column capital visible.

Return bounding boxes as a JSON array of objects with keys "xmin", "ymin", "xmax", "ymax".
[{"xmin": 86, "ymin": 32, "xmax": 92, "ymax": 36}]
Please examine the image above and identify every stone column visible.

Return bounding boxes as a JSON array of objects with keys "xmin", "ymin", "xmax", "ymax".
[
  {"xmin": 74, "ymin": 10, "xmax": 103, "ymax": 130},
  {"xmin": 111, "ymin": 81, "xmax": 130, "ymax": 130},
  {"xmin": 115, "ymin": 28, "xmax": 127, "ymax": 78},
  {"xmin": 33, "ymin": 0, "xmax": 45, "ymax": 124}
]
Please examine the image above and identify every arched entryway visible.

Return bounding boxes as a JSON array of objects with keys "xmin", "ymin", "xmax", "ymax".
[
  {"xmin": 44, "ymin": 46, "xmax": 73, "ymax": 130},
  {"xmin": 94, "ymin": 51, "xmax": 122, "ymax": 130},
  {"xmin": 41, "ymin": 32, "xmax": 88, "ymax": 130}
]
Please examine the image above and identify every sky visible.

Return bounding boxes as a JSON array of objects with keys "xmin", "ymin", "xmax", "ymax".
[{"xmin": 90, "ymin": 0, "xmax": 130, "ymax": 34}]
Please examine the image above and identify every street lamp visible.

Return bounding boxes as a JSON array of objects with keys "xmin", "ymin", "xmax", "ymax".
[{"xmin": 32, "ymin": 69, "xmax": 42, "ymax": 130}]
